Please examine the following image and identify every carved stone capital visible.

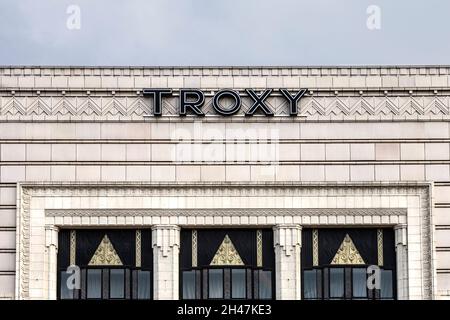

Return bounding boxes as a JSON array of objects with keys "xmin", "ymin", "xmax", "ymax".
[
  {"xmin": 273, "ymin": 224, "xmax": 302, "ymax": 256},
  {"xmin": 151, "ymin": 225, "xmax": 180, "ymax": 257},
  {"xmin": 44, "ymin": 225, "xmax": 59, "ymax": 248},
  {"xmin": 394, "ymin": 223, "xmax": 408, "ymax": 247}
]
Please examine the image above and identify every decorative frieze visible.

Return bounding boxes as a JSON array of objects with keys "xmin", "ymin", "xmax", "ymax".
[
  {"xmin": 1, "ymin": 94, "xmax": 449, "ymax": 119},
  {"xmin": 46, "ymin": 208, "xmax": 407, "ymax": 217}
]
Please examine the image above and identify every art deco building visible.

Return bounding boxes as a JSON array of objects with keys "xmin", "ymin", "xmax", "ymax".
[{"xmin": 0, "ymin": 66, "xmax": 449, "ymax": 300}]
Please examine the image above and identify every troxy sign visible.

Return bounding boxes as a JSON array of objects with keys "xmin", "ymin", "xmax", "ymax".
[{"xmin": 143, "ymin": 88, "xmax": 307, "ymax": 116}]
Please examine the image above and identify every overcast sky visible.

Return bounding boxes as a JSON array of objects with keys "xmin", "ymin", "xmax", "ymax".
[{"xmin": 0, "ymin": 0, "xmax": 449, "ymax": 66}]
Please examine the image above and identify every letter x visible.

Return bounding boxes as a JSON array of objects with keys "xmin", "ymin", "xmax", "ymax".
[{"xmin": 245, "ymin": 89, "xmax": 274, "ymax": 116}]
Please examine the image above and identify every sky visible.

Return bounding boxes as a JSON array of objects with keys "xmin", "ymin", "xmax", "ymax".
[{"xmin": 0, "ymin": 0, "xmax": 449, "ymax": 66}]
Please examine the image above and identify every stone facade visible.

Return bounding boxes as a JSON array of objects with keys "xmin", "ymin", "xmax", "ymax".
[{"xmin": 0, "ymin": 66, "xmax": 449, "ymax": 299}]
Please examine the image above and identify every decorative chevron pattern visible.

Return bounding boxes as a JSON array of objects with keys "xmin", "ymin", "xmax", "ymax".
[{"xmin": 0, "ymin": 95, "xmax": 449, "ymax": 118}]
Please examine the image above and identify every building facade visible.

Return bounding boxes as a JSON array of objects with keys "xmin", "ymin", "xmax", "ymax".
[{"xmin": 0, "ymin": 66, "xmax": 449, "ymax": 300}]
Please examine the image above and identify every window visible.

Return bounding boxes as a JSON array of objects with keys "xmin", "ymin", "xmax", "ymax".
[
  {"xmin": 59, "ymin": 267, "xmax": 152, "ymax": 300},
  {"xmin": 352, "ymin": 268, "xmax": 367, "ymax": 299},
  {"xmin": 109, "ymin": 269, "xmax": 125, "ymax": 299},
  {"xmin": 181, "ymin": 267, "xmax": 273, "ymax": 300},
  {"xmin": 137, "ymin": 270, "xmax": 151, "ymax": 300},
  {"xmin": 380, "ymin": 270, "xmax": 393, "ymax": 299},
  {"xmin": 60, "ymin": 271, "xmax": 74, "ymax": 299},
  {"xmin": 258, "ymin": 270, "xmax": 272, "ymax": 300},
  {"xmin": 329, "ymin": 268, "xmax": 344, "ymax": 299},
  {"xmin": 231, "ymin": 269, "xmax": 246, "ymax": 299},
  {"xmin": 182, "ymin": 270, "xmax": 197, "ymax": 300},
  {"xmin": 208, "ymin": 269, "xmax": 224, "ymax": 299},
  {"xmin": 87, "ymin": 269, "xmax": 102, "ymax": 299},
  {"xmin": 303, "ymin": 269, "xmax": 319, "ymax": 299},
  {"xmin": 303, "ymin": 267, "xmax": 395, "ymax": 300}
]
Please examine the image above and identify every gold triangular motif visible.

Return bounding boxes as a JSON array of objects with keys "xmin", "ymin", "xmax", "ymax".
[
  {"xmin": 210, "ymin": 235, "xmax": 244, "ymax": 266},
  {"xmin": 331, "ymin": 234, "xmax": 365, "ymax": 265},
  {"xmin": 88, "ymin": 235, "xmax": 123, "ymax": 266}
]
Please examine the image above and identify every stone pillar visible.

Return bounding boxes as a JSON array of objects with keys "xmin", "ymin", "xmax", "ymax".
[
  {"xmin": 45, "ymin": 225, "xmax": 59, "ymax": 300},
  {"xmin": 395, "ymin": 224, "xmax": 409, "ymax": 300},
  {"xmin": 152, "ymin": 225, "xmax": 180, "ymax": 300},
  {"xmin": 273, "ymin": 224, "xmax": 302, "ymax": 300}
]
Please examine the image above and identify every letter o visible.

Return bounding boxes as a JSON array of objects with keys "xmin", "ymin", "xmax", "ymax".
[{"xmin": 212, "ymin": 89, "xmax": 241, "ymax": 116}]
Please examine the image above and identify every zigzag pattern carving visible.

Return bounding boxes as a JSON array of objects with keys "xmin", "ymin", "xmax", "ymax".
[{"xmin": 0, "ymin": 96, "xmax": 448, "ymax": 118}]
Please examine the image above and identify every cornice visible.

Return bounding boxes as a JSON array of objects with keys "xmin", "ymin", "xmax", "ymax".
[{"xmin": 1, "ymin": 65, "xmax": 450, "ymax": 77}]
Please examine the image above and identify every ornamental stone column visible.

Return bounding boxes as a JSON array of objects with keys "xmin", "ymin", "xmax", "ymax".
[
  {"xmin": 45, "ymin": 225, "xmax": 59, "ymax": 300},
  {"xmin": 394, "ymin": 224, "xmax": 409, "ymax": 300},
  {"xmin": 273, "ymin": 224, "xmax": 302, "ymax": 300},
  {"xmin": 152, "ymin": 225, "xmax": 180, "ymax": 300}
]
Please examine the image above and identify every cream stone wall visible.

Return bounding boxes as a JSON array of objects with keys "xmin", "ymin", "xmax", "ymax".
[{"xmin": 0, "ymin": 66, "xmax": 449, "ymax": 299}]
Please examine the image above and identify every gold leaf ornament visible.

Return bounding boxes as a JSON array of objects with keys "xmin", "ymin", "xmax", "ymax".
[
  {"xmin": 331, "ymin": 234, "xmax": 365, "ymax": 265},
  {"xmin": 88, "ymin": 235, "xmax": 123, "ymax": 266},
  {"xmin": 210, "ymin": 235, "xmax": 244, "ymax": 266}
]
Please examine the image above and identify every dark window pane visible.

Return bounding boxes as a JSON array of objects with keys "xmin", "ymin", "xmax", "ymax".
[
  {"xmin": 303, "ymin": 270, "xmax": 317, "ymax": 299},
  {"xmin": 380, "ymin": 270, "xmax": 393, "ymax": 299},
  {"xmin": 110, "ymin": 269, "xmax": 125, "ymax": 299},
  {"xmin": 183, "ymin": 271, "xmax": 196, "ymax": 299},
  {"xmin": 137, "ymin": 270, "xmax": 151, "ymax": 300},
  {"xmin": 259, "ymin": 270, "xmax": 272, "ymax": 300},
  {"xmin": 329, "ymin": 268, "xmax": 344, "ymax": 299},
  {"xmin": 87, "ymin": 269, "xmax": 102, "ymax": 299},
  {"xmin": 208, "ymin": 269, "xmax": 223, "ymax": 299},
  {"xmin": 60, "ymin": 271, "xmax": 74, "ymax": 299},
  {"xmin": 352, "ymin": 268, "xmax": 367, "ymax": 298},
  {"xmin": 231, "ymin": 269, "xmax": 246, "ymax": 299}
]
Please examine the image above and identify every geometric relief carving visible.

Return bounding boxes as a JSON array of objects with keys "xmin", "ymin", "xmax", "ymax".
[
  {"xmin": 256, "ymin": 230, "xmax": 263, "ymax": 267},
  {"xmin": 425, "ymin": 97, "xmax": 449, "ymax": 115},
  {"xmin": 377, "ymin": 229, "xmax": 384, "ymax": 267},
  {"xmin": 3, "ymin": 98, "xmax": 26, "ymax": 115},
  {"xmin": 103, "ymin": 99, "xmax": 127, "ymax": 116},
  {"xmin": 331, "ymin": 234, "xmax": 365, "ymax": 265},
  {"xmin": 135, "ymin": 230, "xmax": 141, "ymax": 268},
  {"xmin": 210, "ymin": 235, "xmax": 244, "ymax": 266},
  {"xmin": 28, "ymin": 98, "xmax": 51, "ymax": 115},
  {"xmin": 312, "ymin": 229, "xmax": 319, "ymax": 266},
  {"xmin": 78, "ymin": 98, "xmax": 102, "ymax": 116},
  {"xmin": 88, "ymin": 235, "xmax": 123, "ymax": 266},
  {"xmin": 70, "ymin": 230, "xmax": 76, "ymax": 266},
  {"xmin": 192, "ymin": 230, "xmax": 198, "ymax": 268},
  {"xmin": 53, "ymin": 98, "xmax": 77, "ymax": 115}
]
